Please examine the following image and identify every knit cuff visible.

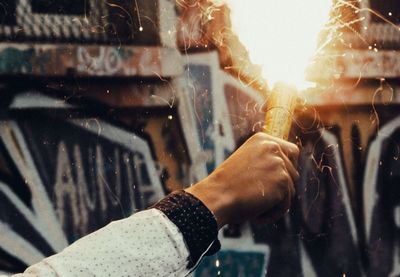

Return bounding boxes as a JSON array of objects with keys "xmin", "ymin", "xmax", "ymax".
[{"xmin": 152, "ymin": 190, "xmax": 220, "ymax": 268}]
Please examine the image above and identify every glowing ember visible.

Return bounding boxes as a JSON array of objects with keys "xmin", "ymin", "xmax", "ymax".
[{"xmin": 226, "ymin": 0, "xmax": 332, "ymax": 88}]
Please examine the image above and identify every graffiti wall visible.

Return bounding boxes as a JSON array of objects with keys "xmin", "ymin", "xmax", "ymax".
[
  {"xmin": 2, "ymin": 57, "xmax": 400, "ymax": 277},
  {"xmin": 1, "ymin": 0, "xmax": 400, "ymax": 276},
  {"xmin": 0, "ymin": 91, "xmax": 171, "ymax": 273}
]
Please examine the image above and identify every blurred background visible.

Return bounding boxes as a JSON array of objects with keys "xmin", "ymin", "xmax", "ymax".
[{"xmin": 0, "ymin": 0, "xmax": 399, "ymax": 276}]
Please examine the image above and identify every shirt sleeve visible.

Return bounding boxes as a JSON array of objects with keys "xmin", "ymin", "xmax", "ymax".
[
  {"xmin": 152, "ymin": 190, "xmax": 221, "ymax": 268},
  {"xmin": 3, "ymin": 191, "xmax": 220, "ymax": 277}
]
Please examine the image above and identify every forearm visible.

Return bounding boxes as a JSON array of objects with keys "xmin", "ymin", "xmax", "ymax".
[
  {"xmin": 3, "ymin": 133, "xmax": 299, "ymax": 277},
  {"xmin": 7, "ymin": 209, "xmax": 189, "ymax": 277},
  {"xmin": 4, "ymin": 191, "xmax": 220, "ymax": 277}
]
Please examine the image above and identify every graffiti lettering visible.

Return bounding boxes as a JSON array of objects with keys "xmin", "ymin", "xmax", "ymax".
[
  {"xmin": 77, "ymin": 47, "xmax": 122, "ymax": 76},
  {"xmin": 53, "ymin": 140, "xmax": 159, "ymax": 236}
]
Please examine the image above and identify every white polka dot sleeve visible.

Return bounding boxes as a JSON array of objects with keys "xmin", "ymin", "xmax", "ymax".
[
  {"xmin": 7, "ymin": 209, "xmax": 190, "ymax": 277},
  {"xmin": 3, "ymin": 191, "xmax": 220, "ymax": 277}
]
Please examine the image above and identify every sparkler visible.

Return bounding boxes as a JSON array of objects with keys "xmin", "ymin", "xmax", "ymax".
[
  {"xmin": 264, "ymin": 82, "xmax": 297, "ymax": 140},
  {"xmin": 226, "ymin": 0, "xmax": 332, "ymax": 139}
]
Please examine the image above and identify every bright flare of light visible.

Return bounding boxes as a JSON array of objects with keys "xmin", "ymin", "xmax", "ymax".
[{"xmin": 226, "ymin": 0, "xmax": 332, "ymax": 89}]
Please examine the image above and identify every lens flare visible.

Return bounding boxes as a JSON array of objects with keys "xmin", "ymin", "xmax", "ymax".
[{"xmin": 226, "ymin": 0, "xmax": 332, "ymax": 89}]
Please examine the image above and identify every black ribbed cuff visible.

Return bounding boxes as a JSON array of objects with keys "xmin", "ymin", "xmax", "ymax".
[{"xmin": 152, "ymin": 190, "xmax": 220, "ymax": 268}]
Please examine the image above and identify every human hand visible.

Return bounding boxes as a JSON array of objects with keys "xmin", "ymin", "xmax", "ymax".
[{"xmin": 185, "ymin": 132, "xmax": 300, "ymax": 228}]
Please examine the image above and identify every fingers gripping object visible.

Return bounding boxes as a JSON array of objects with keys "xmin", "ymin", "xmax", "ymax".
[
  {"xmin": 262, "ymin": 83, "xmax": 298, "ymax": 218},
  {"xmin": 264, "ymin": 82, "xmax": 298, "ymax": 140}
]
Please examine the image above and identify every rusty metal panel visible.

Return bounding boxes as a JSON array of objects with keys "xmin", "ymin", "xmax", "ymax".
[
  {"xmin": 0, "ymin": 0, "xmax": 176, "ymax": 47},
  {"xmin": 0, "ymin": 44, "xmax": 183, "ymax": 77},
  {"xmin": 307, "ymin": 50, "xmax": 400, "ymax": 81}
]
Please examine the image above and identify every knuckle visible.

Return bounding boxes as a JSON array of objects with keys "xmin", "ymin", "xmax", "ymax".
[
  {"xmin": 271, "ymin": 156, "xmax": 285, "ymax": 169},
  {"xmin": 277, "ymin": 170, "xmax": 291, "ymax": 188},
  {"xmin": 254, "ymin": 132, "xmax": 264, "ymax": 138},
  {"xmin": 278, "ymin": 157, "xmax": 286, "ymax": 168},
  {"xmin": 266, "ymin": 141, "xmax": 280, "ymax": 153},
  {"xmin": 280, "ymin": 170, "xmax": 291, "ymax": 183},
  {"xmin": 290, "ymin": 144, "xmax": 300, "ymax": 157},
  {"xmin": 280, "ymin": 160, "xmax": 286, "ymax": 170},
  {"xmin": 254, "ymin": 132, "xmax": 267, "ymax": 141}
]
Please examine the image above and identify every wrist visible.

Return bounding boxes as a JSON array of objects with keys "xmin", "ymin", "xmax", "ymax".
[{"xmin": 185, "ymin": 174, "xmax": 233, "ymax": 229}]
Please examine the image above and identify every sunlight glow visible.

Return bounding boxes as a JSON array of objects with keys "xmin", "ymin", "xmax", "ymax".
[{"xmin": 226, "ymin": 0, "xmax": 332, "ymax": 89}]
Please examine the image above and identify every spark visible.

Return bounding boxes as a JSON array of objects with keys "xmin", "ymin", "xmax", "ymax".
[
  {"xmin": 85, "ymin": 119, "xmax": 102, "ymax": 137},
  {"xmin": 371, "ymin": 78, "xmax": 394, "ymax": 132},
  {"xmin": 133, "ymin": 0, "xmax": 143, "ymax": 32},
  {"xmin": 225, "ymin": 0, "xmax": 332, "ymax": 88}
]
